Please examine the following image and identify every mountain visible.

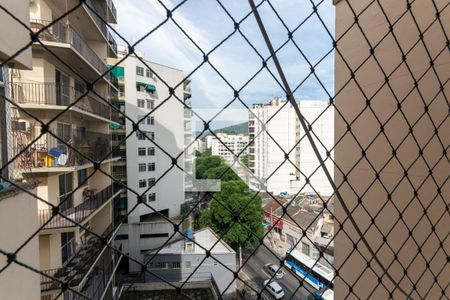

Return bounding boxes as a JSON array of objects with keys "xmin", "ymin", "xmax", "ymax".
[
  {"xmin": 214, "ymin": 122, "xmax": 248, "ymax": 135},
  {"xmin": 195, "ymin": 122, "xmax": 248, "ymax": 139}
]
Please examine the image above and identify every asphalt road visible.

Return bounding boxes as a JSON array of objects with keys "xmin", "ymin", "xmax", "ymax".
[{"xmin": 240, "ymin": 245, "xmax": 318, "ymax": 300}]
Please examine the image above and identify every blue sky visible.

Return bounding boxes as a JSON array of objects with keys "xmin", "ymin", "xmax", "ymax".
[{"xmin": 113, "ymin": 0, "xmax": 335, "ymax": 126}]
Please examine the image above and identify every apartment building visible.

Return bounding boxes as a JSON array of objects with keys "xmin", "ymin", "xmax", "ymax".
[
  {"xmin": 208, "ymin": 133, "xmax": 248, "ymax": 165},
  {"xmin": 249, "ymin": 98, "xmax": 334, "ymax": 196},
  {"xmin": 334, "ymin": 0, "xmax": 449, "ymax": 299},
  {"xmin": 108, "ymin": 49, "xmax": 192, "ymax": 272},
  {"xmin": 8, "ymin": 0, "xmax": 123, "ymax": 299}
]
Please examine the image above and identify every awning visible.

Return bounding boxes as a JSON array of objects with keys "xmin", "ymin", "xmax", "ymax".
[
  {"xmin": 110, "ymin": 123, "xmax": 120, "ymax": 129},
  {"xmin": 136, "ymin": 81, "xmax": 156, "ymax": 92},
  {"xmin": 109, "ymin": 65, "xmax": 124, "ymax": 77}
]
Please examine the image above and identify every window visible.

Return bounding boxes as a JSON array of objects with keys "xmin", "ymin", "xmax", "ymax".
[
  {"xmin": 146, "ymin": 69, "xmax": 152, "ymax": 78},
  {"xmin": 148, "ymin": 193, "xmax": 156, "ymax": 202},
  {"xmin": 138, "ymin": 179, "xmax": 147, "ymax": 188},
  {"xmin": 156, "ymin": 262, "xmax": 168, "ymax": 269},
  {"xmin": 302, "ymin": 242, "xmax": 310, "ymax": 256},
  {"xmin": 142, "ymin": 194, "xmax": 147, "ymax": 202},
  {"xmin": 147, "ymin": 116, "xmax": 154, "ymax": 125},
  {"xmin": 148, "ymin": 178, "xmax": 155, "ymax": 187},
  {"xmin": 138, "ymin": 163, "xmax": 146, "ymax": 172},
  {"xmin": 172, "ymin": 262, "xmax": 181, "ymax": 269},
  {"xmin": 136, "ymin": 131, "xmax": 146, "ymax": 140},
  {"xmin": 77, "ymin": 169, "xmax": 88, "ymax": 187},
  {"xmin": 149, "ymin": 132, "xmax": 155, "ymax": 140},
  {"xmin": 185, "ymin": 261, "xmax": 191, "ymax": 269},
  {"xmin": 148, "ymin": 163, "xmax": 155, "ymax": 171},
  {"xmin": 138, "ymin": 147, "xmax": 146, "ymax": 156},
  {"xmin": 137, "ymin": 99, "xmax": 145, "ymax": 108},
  {"xmin": 136, "ymin": 66, "xmax": 144, "ymax": 76},
  {"xmin": 146, "ymin": 99, "xmax": 154, "ymax": 109},
  {"xmin": 148, "ymin": 147, "xmax": 155, "ymax": 156}
]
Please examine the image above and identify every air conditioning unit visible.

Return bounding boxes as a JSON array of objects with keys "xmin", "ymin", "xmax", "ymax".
[{"xmin": 12, "ymin": 120, "xmax": 30, "ymax": 132}]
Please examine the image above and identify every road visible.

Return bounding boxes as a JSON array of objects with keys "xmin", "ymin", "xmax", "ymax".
[{"xmin": 240, "ymin": 245, "xmax": 317, "ymax": 300}]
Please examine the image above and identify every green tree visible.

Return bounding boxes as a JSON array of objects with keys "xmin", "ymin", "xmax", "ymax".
[
  {"xmin": 203, "ymin": 165, "xmax": 240, "ymax": 181},
  {"xmin": 198, "ymin": 180, "xmax": 263, "ymax": 250},
  {"xmin": 240, "ymin": 154, "xmax": 249, "ymax": 167},
  {"xmin": 195, "ymin": 153, "xmax": 222, "ymax": 179}
]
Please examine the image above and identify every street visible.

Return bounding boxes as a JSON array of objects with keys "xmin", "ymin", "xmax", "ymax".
[{"xmin": 239, "ymin": 245, "xmax": 318, "ymax": 300}]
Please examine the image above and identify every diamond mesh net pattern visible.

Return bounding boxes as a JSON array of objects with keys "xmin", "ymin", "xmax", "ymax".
[{"xmin": 0, "ymin": 0, "xmax": 448, "ymax": 299}]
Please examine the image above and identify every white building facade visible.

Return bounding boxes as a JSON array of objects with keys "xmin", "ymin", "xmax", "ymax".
[
  {"xmin": 249, "ymin": 98, "xmax": 334, "ymax": 196},
  {"xmin": 111, "ymin": 51, "xmax": 191, "ymax": 272},
  {"xmin": 209, "ymin": 133, "xmax": 248, "ymax": 165}
]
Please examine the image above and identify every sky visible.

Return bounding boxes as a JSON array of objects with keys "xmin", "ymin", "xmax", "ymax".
[{"xmin": 113, "ymin": 0, "xmax": 335, "ymax": 127}]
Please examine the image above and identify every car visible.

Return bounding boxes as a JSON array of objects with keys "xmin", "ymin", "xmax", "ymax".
[
  {"xmin": 265, "ymin": 263, "xmax": 284, "ymax": 279},
  {"xmin": 263, "ymin": 279, "xmax": 285, "ymax": 299}
]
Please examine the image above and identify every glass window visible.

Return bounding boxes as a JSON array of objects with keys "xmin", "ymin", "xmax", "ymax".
[
  {"xmin": 148, "ymin": 178, "xmax": 155, "ymax": 187},
  {"xmin": 149, "ymin": 132, "xmax": 155, "ymax": 140},
  {"xmin": 146, "ymin": 69, "xmax": 151, "ymax": 77},
  {"xmin": 148, "ymin": 193, "xmax": 156, "ymax": 202},
  {"xmin": 148, "ymin": 163, "xmax": 155, "ymax": 171},
  {"xmin": 142, "ymin": 194, "xmax": 147, "ymax": 202},
  {"xmin": 137, "ymin": 99, "xmax": 145, "ymax": 108},
  {"xmin": 148, "ymin": 147, "xmax": 155, "ymax": 156},
  {"xmin": 138, "ymin": 179, "xmax": 147, "ymax": 188},
  {"xmin": 172, "ymin": 262, "xmax": 180, "ymax": 269},
  {"xmin": 77, "ymin": 169, "xmax": 88, "ymax": 187},
  {"xmin": 147, "ymin": 116, "xmax": 154, "ymax": 125},
  {"xmin": 136, "ymin": 131, "xmax": 145, "ymax": 140},
  {"xmin": 138, "ymin": 163, "xmax": 146, "ymax": 172},
  {"xmin": 138, "ymin": 147, "xmax": 146, "ymax": 156},
  {"xmin": 136, "ymin": 66, "xmax": 144, "ymax": 76},
  {"xmin": 146, "ymin": 100, "xmax": 154, "ymax": 109}
]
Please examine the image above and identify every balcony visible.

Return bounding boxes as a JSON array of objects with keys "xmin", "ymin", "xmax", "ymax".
[
  {"xmin": 11, "ymin": 82, "xmax": 111, "ymax": 121},
  {"xmin": 41, "ymin": 230, "xmax": 123, "ymax": 297},
  {"xmin": 38, "ymin": 184, "xmax": 119, "ymax": 230},
  {"xmin": 30, "ymin": 19, "xmax": 112, "ymax": 84},
  {"xmin": 106, "ymin": 0, "xmax": 118, "ymax": 23},
  {"xmin": 14, "ymin": 130, "xmax": 112, "ymax": 172}
]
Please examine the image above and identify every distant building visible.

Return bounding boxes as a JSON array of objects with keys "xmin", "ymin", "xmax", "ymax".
[
  {"xmin": 209, "ymin": 133, "xmax": 248, "ymax": 165},
  {"xmin": 144, "ymin": 227, "xmax": 237, "ymax": 299},
  {"xmin": 248, "ymin": 98, "xmax": 334, "ymax": 196}
]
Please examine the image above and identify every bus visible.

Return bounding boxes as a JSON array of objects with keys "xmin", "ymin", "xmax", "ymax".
[{"xmin": 284, "ymin": 249, "xmax": 334, "ymax": 290}]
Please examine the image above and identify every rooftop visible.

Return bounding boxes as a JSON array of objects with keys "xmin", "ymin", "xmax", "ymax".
[{"xmin": 148, "ymin": 227, "xmax": 235, "ymax": 255}]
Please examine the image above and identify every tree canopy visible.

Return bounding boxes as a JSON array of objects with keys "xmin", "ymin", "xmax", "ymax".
[{"xmin": 195, "ymin": 150, "xmax": 263, "ymax": 250}]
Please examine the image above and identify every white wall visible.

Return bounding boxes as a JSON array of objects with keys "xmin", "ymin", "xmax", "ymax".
[
  {"xmin": 0, "ymin": 187, "xmax": 40, "ymax": 300},
  {"xmin": 124, "ymin": 56, "xmax": 185, "ymax": 223}
]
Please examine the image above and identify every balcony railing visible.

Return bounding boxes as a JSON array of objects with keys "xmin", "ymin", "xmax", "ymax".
[
  {"xmin": 14, "ymin": 129, "xmax": 112, "ymax": 170},
  {"xmin": 30, "ymin": 19, "xmax": 108, "ymax": 76},
  {"xmin": 107, "ymin": 0, "xmax": 117, "ymax": 21},
  {"xmin": 38, "ymin": 184, "xmax": 116, "ymax": 229},
  {"xmin": 40, "ymin": 231, "xmax": 122, "ymax": 294},
  {"xmin": 11, "ymin": 82, "xmax": 110, "ymax": 120}
]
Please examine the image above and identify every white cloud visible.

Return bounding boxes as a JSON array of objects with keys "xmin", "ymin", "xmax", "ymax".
[{"xmin": 113, "ymin": 0, "xmax": 335, "ymax": 115}]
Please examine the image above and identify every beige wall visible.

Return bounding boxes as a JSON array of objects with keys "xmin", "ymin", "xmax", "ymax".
[
  {"xmin": 0, "ymin": 0, "xmax": 32, "ymax": 69},
  {"xmin": 0, "ymin": 187, "xmax": 40, "ymax": 300},
  {"xmin": 334, "ymin": 0, "xmax": 449, "ymax": 299}
]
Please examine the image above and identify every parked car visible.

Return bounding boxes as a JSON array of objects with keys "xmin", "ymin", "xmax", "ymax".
[
  {"xmin": 263, "ymin": 279, "xmax": 285, "ymax": 299},
  {"xmin": 265, "ymin": 263, "xmax": 284, "ymax": 279}
]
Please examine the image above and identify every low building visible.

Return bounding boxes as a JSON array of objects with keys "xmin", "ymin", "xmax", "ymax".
[
  {"xmin": 143, "ymin": 227, "xmax": 237, "ymax": 299},
  {"xmin": 263, "ymin": 194, "xmax": 334, "ymax": 268}
]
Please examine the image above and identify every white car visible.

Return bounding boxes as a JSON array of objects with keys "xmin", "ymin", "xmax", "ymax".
[
  {"xmin": 263, "ymin": 279, "xmax": 285, "ymax": 299},
  {"xmin": 265, "ymin": 263, "xmax": 284, "ymax": 279}
]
